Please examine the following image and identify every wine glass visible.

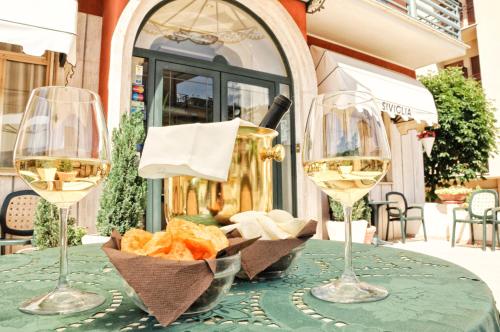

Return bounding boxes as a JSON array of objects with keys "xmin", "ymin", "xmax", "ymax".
[
  {"xmin": 13, "ymin": 86, "xmax": 110, "ymax": 314},
  {"xmin": 303, "ymin": 91, "xmax": 391, "ymax": 303}
]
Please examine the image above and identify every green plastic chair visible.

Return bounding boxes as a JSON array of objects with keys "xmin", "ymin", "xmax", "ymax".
[
  {"xmin": 452, "ymin": 189, "xmax": 498, "ymax": 251},
  {"xmin": 385, "ymin": 192, "xmax": 427, "ymax": 244},
  {"xmin": 490, "ymin": 207, "xmax": 500, "ymax": 251},
  {"xmin": 0, "ymin": 190, "xmax": 39, "ymax": 255}
]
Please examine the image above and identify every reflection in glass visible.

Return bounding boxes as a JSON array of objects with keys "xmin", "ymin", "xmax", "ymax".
[
  {"xmin": 161, "ymin": 70, "xmax": 213, "ymax": 125},
  {"xmin": 227, "ymin": 81, "xmax": 270, "ymax": 125}
]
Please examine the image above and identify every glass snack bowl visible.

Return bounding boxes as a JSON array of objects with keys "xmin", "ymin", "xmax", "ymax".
[
  {"xmin": 123, "ymin": 253, "xmax": 241, "ymax": 316},
  {"xmin": 237, "ymin": 243, "xmax": 305, "ymax": 280}
]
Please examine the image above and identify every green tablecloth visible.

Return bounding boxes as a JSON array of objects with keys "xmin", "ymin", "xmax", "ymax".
[{"xmin": 0, "ymin": 240, "xmax": 499, "ymax": 332}]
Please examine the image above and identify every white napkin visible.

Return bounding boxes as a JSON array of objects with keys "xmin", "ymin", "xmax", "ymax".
[
  {"xmin": 222, "ymin": 210, "xmax": 308, "ymax": 240},
  {"xmin": 139, "ymin": 119, "xmax": 254, "ymax": 182}
]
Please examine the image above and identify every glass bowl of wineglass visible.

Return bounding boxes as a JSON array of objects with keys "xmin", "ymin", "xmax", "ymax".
[
  {"xmin": 13, "ymin": 86, "xmax": 110, "ymax": 315},
  {"xmin": 303, "ymin": 91, "xmax": 391, "ymax": 303}
]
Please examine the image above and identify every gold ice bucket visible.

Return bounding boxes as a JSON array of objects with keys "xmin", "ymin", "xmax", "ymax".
[{"xmin": 164, "ymin": 126, "xmax": 285, "ymax": 224}]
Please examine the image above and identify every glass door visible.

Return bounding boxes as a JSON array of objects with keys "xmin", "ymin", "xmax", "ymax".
[
  {"xmin": 147, "ymin": 60, "xmax": 286, "ymax": 231},
  {"xmin": 220, "ymin": 73, "xmax": 282, "ymax": 208},
  {"xmin": 154, "ymin": 61, "xmax": 220, "ymax": 126},
  {"xmin": 221, "ymin": 73, "xmax": 275, "ymax": 125},
  {"xmin": 148, "ymin": 61, "xmax": 220, "ymax": 231}
]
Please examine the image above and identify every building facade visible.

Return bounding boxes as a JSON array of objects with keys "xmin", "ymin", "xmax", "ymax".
[
  {"xmin": 0, "ymin": 0, "xmax": 468, "ymax": 239},
  {"xmin": 424, "ymin": 0, "xmax": 500, "ymax": 192}
]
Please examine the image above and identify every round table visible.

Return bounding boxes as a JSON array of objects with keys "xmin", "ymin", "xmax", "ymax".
[{"xmin": 0, "ymin": 241, "xmax": 498, "ymax": 331}]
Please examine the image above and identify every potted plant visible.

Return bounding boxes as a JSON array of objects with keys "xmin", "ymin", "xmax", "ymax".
[
  {"xmin": 435, "ymin": 186, "xmax": 472, "ymax": 204},
  {"xmin": 326, "ymin": 196, "xmax": 374, "ymax": 244},
  {"xmin": 36, "ymin": 160, "xmax": 57, "ymax": 182},
  {"xmin": 417, "ymin": 129, "xmax": 436, "ymax": 158},
  {"xmin": 56, "ymin": 160, "xmax": 78, "ymax": 182},
  {"xmin": 338, "ymin": 160, "xmax": 353, "ymax": 174}
]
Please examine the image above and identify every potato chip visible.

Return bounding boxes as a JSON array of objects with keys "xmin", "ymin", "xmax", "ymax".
[
  {"xmin": 204, "ymin": 226, "xmax": 229, "ymax": 252},
  {"xmin": 158, "ymin": 240, "xmax": 194, "ymax": 261},
  {"xmin": 143, "ymin": 231, "xmax": 172, "ymax": 256},
  {"xmin": 183, "ymin": 237, "xmax": 216, "ymax": 260},
  {"xmin": 121, "ymin": 219, "xmax": 229, "ymax": 261},
  {"xmin": 166, "ymin": 218, "xmax": 196, "ymax": 240},
  {"xmin": 168, "ymin": 218, "xmax": 228, "ymax": 253},
  {"xmin": 121, "ymin": 229, "xmax": 153, "ymax": 255}
]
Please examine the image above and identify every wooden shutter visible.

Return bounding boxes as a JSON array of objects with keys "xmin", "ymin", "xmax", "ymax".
[
  {"xmin": 470, "ymin": 55, "xmax": 481, "ymax": 81},
  {"xmin": 466, "ymin": 0, "xmax": 475, "ymax": 25}
]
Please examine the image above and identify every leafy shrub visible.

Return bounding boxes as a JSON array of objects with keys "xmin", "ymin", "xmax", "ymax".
[
  {"xmin": 330, "ymin": 195, "xmax": 371, "ymax": 221},
  {"xmin": 33, "ymin": 199, "xmax": 86, "ymax": 249},
  {"xmin": 419, "ymin": 67, "xmax": 497, "ymax": 201},
  {"xmin": 96, "ymin": 111, "xmax": 146, "ymax": 235}
]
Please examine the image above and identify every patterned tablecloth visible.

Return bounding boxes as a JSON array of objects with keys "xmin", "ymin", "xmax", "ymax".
[{"xmin": 0, "ymin": 240, "xmax": 499, "ymax": 332}]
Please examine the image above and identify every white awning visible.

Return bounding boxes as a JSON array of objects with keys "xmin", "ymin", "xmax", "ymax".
[
  {"xmin": 0, "ymin": 0, "xmax": 77, "ymax": 64},
  {"xmin": 311, "ymin": 45, "xmax": 438, "ymax": 126}
]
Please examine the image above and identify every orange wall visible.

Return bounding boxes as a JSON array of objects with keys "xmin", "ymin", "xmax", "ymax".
[
  {"xmin": 279, "ymin": 0, "xmax": 307, "ymax": 38},
  {"xmin": 78, "ymin": 0, "xmax": 103, "ymax": 16}
]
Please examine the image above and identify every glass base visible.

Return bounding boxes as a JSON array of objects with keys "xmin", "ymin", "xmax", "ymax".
[
  {"xmin": 311, "ymin": 279, "xmax": 389, "ymax": 303},
  {"xmin": 19, "ymin": 286, "xmax": 105, "ymax": 315}
]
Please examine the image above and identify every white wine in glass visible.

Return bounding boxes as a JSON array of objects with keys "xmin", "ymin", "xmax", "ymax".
[
  {"xmin": 303, "ymin": 91, "xmax": 391, "ymax": 303},
  {"xmin": 13, "ymin": 87, "xmax": 110, "ymax": 315}
]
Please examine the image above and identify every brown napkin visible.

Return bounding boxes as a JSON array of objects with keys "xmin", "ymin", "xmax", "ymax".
[
  {"xmin": 236, "ymin": 220, "xmax": 317, "ymax": 280},
  {"xmin": 102, "ymin": 231, "xmax": 257, "ymax": 326}
]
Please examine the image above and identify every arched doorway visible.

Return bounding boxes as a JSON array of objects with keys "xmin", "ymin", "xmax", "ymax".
[{"xmin": 108, "ymin": 0, "xmax": 321, "ymax": 231}]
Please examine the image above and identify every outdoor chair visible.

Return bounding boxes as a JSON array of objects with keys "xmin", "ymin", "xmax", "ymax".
[
  {"xmin": 491, "ymin": 207, "xmax": 500, "ymax": 251},
  {"xmin": 0, "ymin": 190, "xmax": 39, "ymax": 255},
  {"xmin": 385, "ymin": 191, "xmax": 427, "ymax": 244},
  {"xmin": 452, "ymin": 189, "xmax": 498, "ymax": 251}
]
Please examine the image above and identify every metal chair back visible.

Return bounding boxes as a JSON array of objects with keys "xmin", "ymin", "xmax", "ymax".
[
  {"xmin": 386, "ymin": 191, "xmax": 408, "ymax": 217},
  {"xmin": 0, "ymin": 190, "xmax": 39, "ymax": 238},
  {"xmin": 468, "ymin": 189, "xmax": 498, "ymax": 219}
]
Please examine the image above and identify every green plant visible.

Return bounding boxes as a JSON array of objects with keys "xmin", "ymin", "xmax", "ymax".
[
  {"xmin": 37, "ymin": 160, "xmax": 55, "ymax": 168},
  {"xmin": 435, "ymin": 186, "xmax": 472, "ymax": 195},
  {"xmin": 330, "ymin": 195, "xmax": 371, "ymax": 221},
  {"xmin": 96, "ymin": 111, "xmax": 146, "ymax": 235},
  {"xmin": 33, "ymin": 199, "xmax": 86, "ymax": 249},
  {"xmin": 419, "ymin": 67, "xmax": 497, "ymax": 201},
  {"xmin": 58, "ymin": 160, "xmax": 74, "ymax": 172}
]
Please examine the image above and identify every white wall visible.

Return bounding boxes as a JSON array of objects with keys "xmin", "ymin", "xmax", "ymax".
[{"xmin": 475, "ymin": 1, "xmax": 500, "ymax": 176}]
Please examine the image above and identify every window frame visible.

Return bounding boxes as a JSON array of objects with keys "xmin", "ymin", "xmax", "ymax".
[{"xmin": 0, "ymin": 48, "xmax": 55, "ymax": 174}]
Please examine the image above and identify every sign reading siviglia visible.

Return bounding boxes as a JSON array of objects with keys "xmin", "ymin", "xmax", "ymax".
[{"xmin": 380, "ymin": 101, "xmax": 412, "ymax": 118}]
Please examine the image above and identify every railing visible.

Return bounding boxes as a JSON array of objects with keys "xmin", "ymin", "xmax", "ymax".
[{"xmin": 380, "ymin": 0, "xmax": 462, "ymax": 39}]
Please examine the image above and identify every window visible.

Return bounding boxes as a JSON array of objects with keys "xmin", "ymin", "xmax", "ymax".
[
  {"xmin": 0, "ymin": 42, "xmax": 54, "ymax": 172},
  {"xmin": 460, "ymin": 0, "xmax": 475, "ymax": 27},
  {"xmin": 135, "ymin": 0, "xmax": 287, "ymax": 76}
]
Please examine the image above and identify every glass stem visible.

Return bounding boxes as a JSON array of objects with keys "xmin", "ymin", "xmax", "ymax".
[
  {"xmin": 57, "ymin": 207, "xmax": 69, "ymax": 289},
  {"xmin": 341, "ymin": 205, "xmax": 358, "ymax": 283}
]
